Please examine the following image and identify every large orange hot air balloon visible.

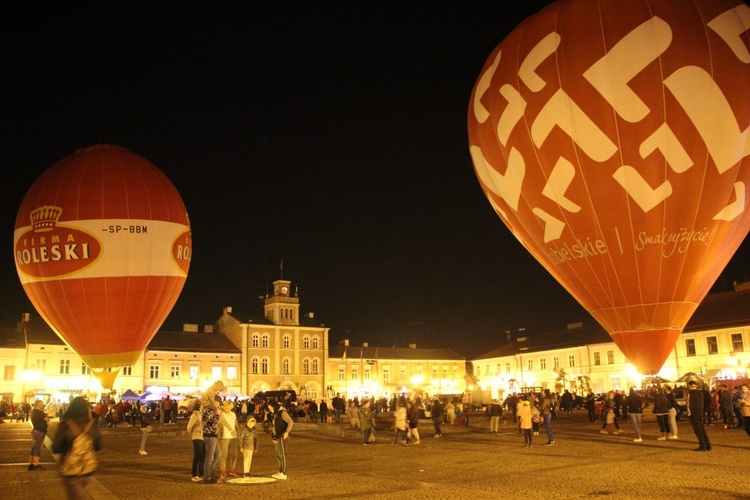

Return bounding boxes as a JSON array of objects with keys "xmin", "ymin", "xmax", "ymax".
[
  {"xmin": 468, "ymin": 0, "xmax": 750, "ymax": 374},
  {"xmin": 14, "ymin": 145, "xmax": 192, "ymax": 388}
]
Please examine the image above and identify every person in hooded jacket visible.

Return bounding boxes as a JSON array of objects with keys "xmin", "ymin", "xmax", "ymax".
[{"xmin": 186, "ymin": 401, "xmax": 204, "ymax": 481}]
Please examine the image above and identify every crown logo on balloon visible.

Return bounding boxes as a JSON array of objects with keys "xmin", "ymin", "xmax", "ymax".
[{"xmin": 30, "ymin": 205, "xmax": 63, "ymax": 232}]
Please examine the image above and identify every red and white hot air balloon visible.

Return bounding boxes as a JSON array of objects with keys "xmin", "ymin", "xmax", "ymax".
[
  {"xmin": 14, "ymin": 145, "xmax": 192, "ymax": 388},
  {"xmin": 468, "ymin": 0, "xmax": 750, "ymax": 374}
]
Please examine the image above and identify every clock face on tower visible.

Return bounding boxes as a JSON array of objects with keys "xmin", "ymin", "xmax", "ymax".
[{"xmin": 280, "ymin": 285, "xmax": 289, "ymax": 295}]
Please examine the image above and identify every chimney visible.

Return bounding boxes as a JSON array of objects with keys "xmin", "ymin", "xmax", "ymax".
[
  {"xmin": 224, "ymin": 306, "xmax": 233, "ymax": 314},
  {"xmin": 305, "ymin": 312, "xmax": 315, "ymax": 319},
  {"xmin": 340, "ymin": 339, "xmax": 350, "ymax": 347},
  {"xmin": 183, "ymin": 324, "xmax": 199, "ymax": 333},
  {"xmin": 362, "ymin": 342, "xmax": 369, "ymax": 348},
  {"xmin": 204, "ymin": 325, "xmax": 214, "ymax": 333},
  {"xmin": 567, "ymin": 322, "xmax": 584, "ymax": 330},
  {"xmin": 408, "ymin": 343, "xmax": 417, "ymax": 349},
  {"xmin": 734, "ymin": 281, "xmax": 750, "ymax": 292}
]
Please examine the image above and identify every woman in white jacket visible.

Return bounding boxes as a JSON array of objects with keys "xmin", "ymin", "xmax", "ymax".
[
  {"xmin": 186, "ymin": 402, "xmax": 204, "ymax": 481},
  {"xmin": 218, "ymin": 400, "xmax": 240, "ymax": 479}
]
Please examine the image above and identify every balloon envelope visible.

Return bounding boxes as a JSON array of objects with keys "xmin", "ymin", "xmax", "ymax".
[
  {"xmin": 14, "ymin": 145, "xmax": 192, "ymax": 382},
  {"xmin": 468, "ymin": 0, "xmax": 750, "ymax": 374}
]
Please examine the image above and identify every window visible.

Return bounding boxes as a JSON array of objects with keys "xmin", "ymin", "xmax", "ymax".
[
  {"xmin": 312, "ymin": 358, "xmax": 319, "ymax": 374},
  {"xmin": 383, "ymin": 369, "xmax": 390, "ymax": 385},
  {"xmin": 400, "ymin": 368, "xmax": 406, "ymax": 381},
  {"xmin": 506, "ymin": 363, "xmax": 511, "ymax": 374},
  {"xmin": 476, "ymin": 365, "xmax": 481, "ymax": 377},
  {"xmin": 351, "ymin": 368, "xmax": 358, "ymax": 380},
  {"xmin": 81, "ymin": 363, "xmax": 91, "ymax": 375},
  {"xmin": 364, "ymin": 368, "xmax": 371, "ymax": 380},
  {"xmin": 120, "ymin": 365, "xmax": 132, "ymax": 376},
  {"xmin": 303, "ymin": 336, "xmax": 310, "ymax": 349},
  {"xmin": 283, "ymin": 335, "xmax": 291, "ymax": 349},
  {"xmin": 261, "ymin": 334, "xmax": 270, "ymax": 348},
  {"xmin": 685, "ymin": 338, "xmax": 696, "ymax": 356},
  {"xmin": 432, "ymin": 368, "xmax": 438, "ymax": 379},
  {"xmin": 568, "ymin": 355, "xmax": 575, "ymax": 368},
  {"xmin": 170, "ymin": 365, "xmax": 180, "ymax": 379},
  {"xmin": 553, "ymin": 357, "xmax": 560, "ymax": 369},
  {"xmin": 212, "ymin": 365, "xmax": 222, "ymax": 379},
  {"xmin": 189, "ymin": 365, "xmax": 200, "ymax": 379},
  {"xmin": 707, "ymin": 336, "xmax": 718, "ymax": 355},
  {"xmin": 312, "ymin": 336, "xmax": 319, "ymax": 349},
  {"xmin": 540, "ymin": 358, "xmax": 547, "ymax": 370},
  {"xmin": 452, "ymin": 366, "xmax": 458, "ymax": 379},
  {"xmin": 36, "ymin": 359, "xmax": 46, "ymax": 373},
  {"xmin": 594, "ymin": 352, "xmax": 601, "ymax": 366},
  {"xmin": 60, "ymin": 359, "xmax": 70, "ymax": 375},
  {"xmin": 338, "ymin": 367, "xmax": 345, "ymax": 380},
  {"xmin": 607, "ymin": 350, "xmax": 614, "ymax": 364},
  {"xmin": 252, "ymin": 333, "xmax": 259, "ymax": 348},
  {"xmin": 528, "ymin": 359, "xmax": 533, "ymax": 371},
  {"xmin": 4, "ymin": 365, "xmax": 14, "ymax": 381},
  {"xmin": 227, "ymin": 365, "xmax": 237, "ymax": 380},
  {"xmin": 731, "ymin": 333, "xmax": 744, "ymax": 352},
  {"xmin": 282, "ymin": 358, "xmax": 291, "ymax": 375},
  {"xmin": 442, "ymin": 368, "xmax": 448, "ymax": 379},
  {"xmin": 303, "ymin": 359, "xmax": 310, "ymax": 375},
  {"xmin": 251, "ymin": 357, "xmax": 259, "ymax": 374},
  {"xmin": 261, "ymin": 357, "xmax": 269, "ymax": 374},
  {"xmin": 149, "ymin": 363, "xmax": 160, "ymax": 379}
]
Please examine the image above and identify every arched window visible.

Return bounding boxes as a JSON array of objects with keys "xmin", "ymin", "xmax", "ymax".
[
  {"xmin": 251, "ymin": 357, "xmax": 259, "ymax": 374},
  {"xmin": 312, "ymin": 336, "xmax": 319, "ymax": 349},
  {"xmin": 262, "ymin": 334, "xmax": 270, "ymax": 348},
  {"xmin": 312, "ymin": 358, "xmax": 319, "ymax": 374},
  {"xmin": 303, "ymin": 358, "xmax": 310, "ymax": 375},
  {"xmin": 282, "ymin": 357, "xmax": 291, "ymax": 375},
  {"xmin": 251, "ymin": 333, "xmax": 259, "ymax": 348},
  {"xmin": 283, "ymin": 335, "xmax": 291, "ymax": 349},
  {"xmin": 261, "ymin": 357, "xmax": 269, "ymax": 374},
  {"xmin": 303, "ymin": 335, "xmax": 310, "ymax": 349}
]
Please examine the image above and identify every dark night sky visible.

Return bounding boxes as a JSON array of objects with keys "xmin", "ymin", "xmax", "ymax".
[{"xmin": 2, "ymin": 2, "xmax": 749, "ymax": 359}]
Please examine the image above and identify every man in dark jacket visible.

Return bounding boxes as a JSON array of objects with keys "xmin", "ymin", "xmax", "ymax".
[
  {"xmin": 29, "ymin": 399, "xmax": 50, "ymax": 470},
  {"xmin": 687, "ymin": 381, "xmax": 712, "ymax": 451},
  {"xmin": 271, "ymin": 401, "xmax": 294, "ymax": 480},
  {"xmin": 626, "ymin": 388, "xmax": 643, "ymax": 442}
]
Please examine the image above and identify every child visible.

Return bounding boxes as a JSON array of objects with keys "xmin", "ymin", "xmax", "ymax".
[
  {"xmin": 237, "ymin": 416, "xmax": 259, "ymax": 478},
  {"xmin": 518, "ymin": 400, "xmax": 534, "ymax": 447}
]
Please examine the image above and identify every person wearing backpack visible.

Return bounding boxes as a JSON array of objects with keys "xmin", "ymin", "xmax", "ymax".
[{"xmin": 52, "ymin": 396, "xmax": 102, "ymax": 500}]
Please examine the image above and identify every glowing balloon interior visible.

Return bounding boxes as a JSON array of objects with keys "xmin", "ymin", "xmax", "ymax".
[
  {"xmin": 14, "ymin": 145, "xmax": 192, "ymax": 387},
  {"xmin": 468, "ymin": 0, "xmax": 750, "ymax": 374}
]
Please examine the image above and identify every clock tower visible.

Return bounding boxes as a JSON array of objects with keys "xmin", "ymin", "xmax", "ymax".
[{"xmin": 264, "ymin": 279, "xmax": 299, "ymax": 325}]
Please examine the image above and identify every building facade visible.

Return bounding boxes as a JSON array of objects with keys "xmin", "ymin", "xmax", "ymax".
[
  {"xmin": 326, "ymin": 340, "xmax": 467, "ymax": 401},
  {"xmin": 214, "ymin": 280, "xmax": 329, "ymax": 401}
]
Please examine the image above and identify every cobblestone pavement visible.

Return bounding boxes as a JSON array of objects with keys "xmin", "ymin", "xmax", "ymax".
[{"xmin": 2, "ymin": 412, "xmax": 749, "ymax": 499}]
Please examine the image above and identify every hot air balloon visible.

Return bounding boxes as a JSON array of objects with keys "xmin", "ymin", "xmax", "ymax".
[
  {"xmin": 468, "ymin": 0, "xmax": 750, "ymax": 374},
  {"xmin": 14, "ymin": 145, "xmax": 192, "ymax": 388}
]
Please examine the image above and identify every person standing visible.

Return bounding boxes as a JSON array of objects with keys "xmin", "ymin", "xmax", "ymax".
[
  {"xmin": 237, "ymin": 416, "xmax": 259, "ymax": 478},
  {"xmin": 218, "ymin": 400, "xmax": 239, "ymax": 479},
  {"xmin": 186, "ymin": 401, "xmax": 204, "ymax": 482},
  {"xmin": 137, "ymin": 406, "xmax": 152, "ymax": 455},
  {"xmin": 29, "ymin": 399, "xmax": 50, "ymax": 470},
  {"xmin": 347, "ymin": 401, "xmax": 361, "ymax": 430},
  {"xmin": 652, "ymin": 389, "xmax": 671, "ymax": 441},
  {"xmin": 488, "ymin": 400, "xmax": 503, "ymax": 433},
  {"xmin": 430, "ymin": 399, "xmax": 443, "ymax": 438},
  {"xmin": 201, "ymin": 395, "xmax": 221, "ymax": 484},
  {"xmin": 719, "ymin": 384, "xmax": 735, "ymax": 429},
  {"xmin": 518, "ymin": 400, "xmax": 534, "ymax": 447},
  {"xmin": 540, "ymin": 389, "xmax": 555, "ymax": 446},
  {"xmin": 52, "ymin": 396, "xmax": 102, "ymax": 499},
  {"xmin": 406, "ymin": 400, "xmax": 421, "ymax": 445},
  {"xmin": 585, "ymin": 392, "xmax": 597, "ymax": 423},
  {"xmin": 270, "ymin": 401, "xmax": 293, "ymax": 480},
  {"xmin": 600, "ymin": 391, "xmax": 621, "ymax": 435},
  {"xmin": 319, "ymin": 399, "xmax": 328, "ymax": 424},
  {"xmin": 664, "ymin": 386, "xmax": 679, "ymax": 440},
  {"xmin": 361, "ymin": 400, "xmax": 375, "ymax": 445},
  {"xmin": 393, "ymin": 402, "xmax": 410, "ymax": 445},
  {"xmin": 687, "ymin": 381, "xmax": 712, "ymax": 451},
  {"xmin": 739, "ymin": 384, "xmax": 750, "ymax": 438},
  {"xmin": 626, "ymin": 388, "xmax": 643, "ymax": 442}
]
